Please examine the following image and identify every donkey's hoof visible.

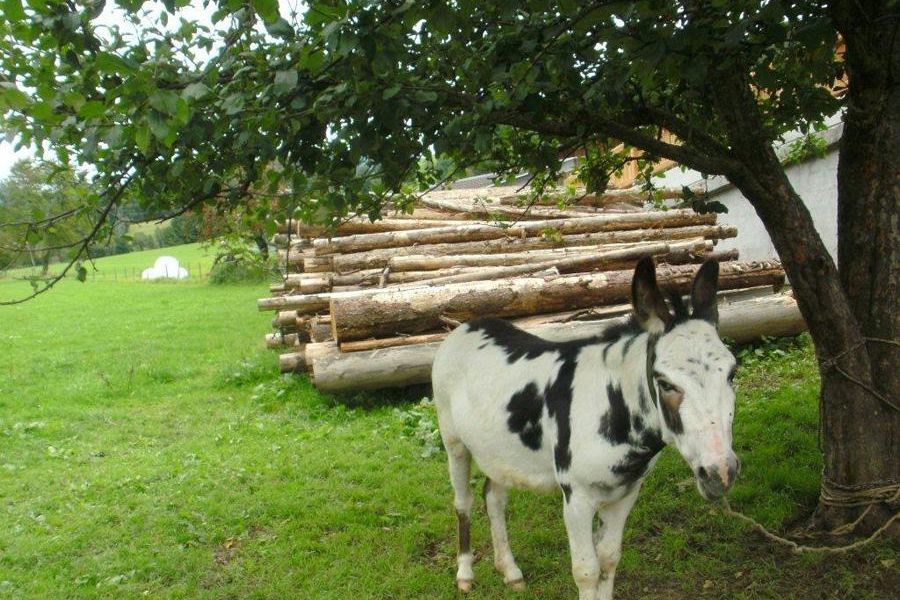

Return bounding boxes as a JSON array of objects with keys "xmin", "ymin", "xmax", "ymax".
[
  {"xmin": 457, "ymin": 579, "xmax": 473, "ymax": 593},
  {"xmin": 507, "ymin": 578, "xmax": 526, "ymax": 591}
]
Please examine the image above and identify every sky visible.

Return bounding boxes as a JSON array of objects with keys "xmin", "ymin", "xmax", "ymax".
[{"xmin": 0, "ymin": 0, "xmax": 303, "ymax": 181}]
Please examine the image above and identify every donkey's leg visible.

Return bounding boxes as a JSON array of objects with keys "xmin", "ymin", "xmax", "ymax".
[
  {"xmin": 483, "ymin": 479, "xmax": 525, "ymax": 590},
  {"xmin": 594, "ymin": 485, "xmax": 641, "ymax": 600},
  {"xmin": 445, "ymin": 438, "xmax": 476, "ymax": 592},
  {"xmin": 563, "ymin": 487, "xmax": 600, "ymax": 600}
]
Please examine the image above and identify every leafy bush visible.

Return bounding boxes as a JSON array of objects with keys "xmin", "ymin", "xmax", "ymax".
[
  {"xmin": 394, "ymin": 398, "xmax": 443, "ymax": 458},
  {"xmin": 207, "ymin": 235, "xmax": 278, "ymax": 284},
  {"xmin": 208, "ymin": 258, "xmax": 277, "ymax": 284}
]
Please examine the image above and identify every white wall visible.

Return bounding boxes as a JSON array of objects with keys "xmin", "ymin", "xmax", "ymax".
[{"xmin": 650, "ymin": 116, "xmax": 843, "ymax": 262}]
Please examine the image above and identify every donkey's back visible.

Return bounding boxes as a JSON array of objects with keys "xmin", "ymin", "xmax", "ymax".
[{"xmin": 433, "ymin": 317, "xmax": 581, "ymax": 493}]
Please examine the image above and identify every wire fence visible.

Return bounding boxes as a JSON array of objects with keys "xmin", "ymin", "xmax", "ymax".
[{"xmin": 0, "ymin": 262, "xmax": 213, "ymax": 283}]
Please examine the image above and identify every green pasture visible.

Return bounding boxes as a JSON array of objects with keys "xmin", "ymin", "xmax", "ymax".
[
  {"xmin": 0, "ymin": 274, "xmax": 895, "ymax": 599},
  {"xmin": 1, "ymin": 243, "xmax": 216, "ymax": 282}
]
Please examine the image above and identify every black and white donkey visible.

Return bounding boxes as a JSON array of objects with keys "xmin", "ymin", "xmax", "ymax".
[{"xmin": 432, "ymin": 257, "xmax": 740, "ymax": 600}]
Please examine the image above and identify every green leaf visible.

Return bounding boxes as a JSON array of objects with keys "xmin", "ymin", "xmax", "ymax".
[
  {"xmin": 299, "ymin": 49, "xmax": 325, "ymax": 71},
  {"xmin": 265, "ymin": 17, "xmax": 294, "ymax": 38},
  {"xmin": 251, "ymin": 0, "xmax": 279, "ymax": 23},
  {"xmin": 0, "ymin": 84, "xmax": 29, "ymax": 110},
  {"xmin": 415, "ymin": 90, "xmax": 438, "ymax": 103},
  {"xmin": 175, "ymin": 98, "xmax": 190, "ymax": 124},
  {"xmin": 273, "ymin": 69, "xmax": 298, "ymax": 95},
  {"xmin": 221, "ymin": 94, "xmax": 244, "ymax": 115},
  {"xmin": 95, "ymin": 52, "xmax": 137, "ymax": 75},
  {"xmin": 147, "ymin": 113, "xmax": 171, "ymax": 143},
  {"xmin": 2, "ymin": 0, "xmax": 26, "ymax": 21},
  {"xmin": 149, "ymin": 90, "xmax": 179, "ymax": 115},
  {"xmin": 29, "ymin": 100, "xmax": 57, "ymax": 122},
  {"xmin": 77, "ymin": 100, "xmax": 106, "ymax": 120},
  {"xmin": 134, "ymin": 123, "xmax": 151, "ymax": 155},
  {"xmin": 182, "ymin": 82, "xmax": 210, "ymax": 100},
  {"xmin": 62, "ymin": 91, "xmax": 86, "ymax": 111},
  {"xmin": 382, "ymin": 84, "xmax": 402, "ymax": 100}
]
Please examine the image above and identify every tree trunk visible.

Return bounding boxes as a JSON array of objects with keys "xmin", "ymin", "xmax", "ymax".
[
  {"xmin": 823, "ymin": 0, "xmax": 900, "ymax": 531},
  {"xmin": 711, "ymin": 57, "xmax": 897, "ymax": 533}
]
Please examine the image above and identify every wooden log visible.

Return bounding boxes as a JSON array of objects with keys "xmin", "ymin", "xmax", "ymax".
[
  {"xmin": 328, "ymin": 261, "xmax": 785, "ymax": 341},
  {"xmin": 497, "ymin": 185, "xmax": 691, "ymax": 208},
  {"xmin": 311, "ymin": 292, "xmax": 806, "ymax": 391},
  {"xmin": 302, "ymin": 341, "xmax": 340, "ymax": 373},
  {"xmin": 404, "ymin": 242, "xmax": 673, "ymax": 287},
  {"xmin": 276, "ymin": 208, "xmax": 476, "ymax": 234},
  {"xmin": 273, "ymin": 310, "xmax": 300, "ymax": 328},
  {"xmin": 382, "ymin": 239, "xmax": 711, "ymax": 274},
  {"xmin": 273, "ymin": 274, "xmax": 335, "ymax": 294},
  {"xmin": 266, "ymin": 332, "xmax": 300, "ymax": 349},
  {"xmin": 315, "ymin": 224, "xmax": 737, "ymax": 273},
  {"xmin": 279, "ymin": 345, "xmax": 307, "ymax": 374},
  {"xmin": 274, "ymin": 218, "xmax": 471, "ymax": 242},
  {"xmin": 279, "ymin": 248, "xmax": 318, "ymax": 269},
  {"xmin": 663, "ymin": 247, "xmax": 739, "ymax": 266},
  {"xmin": 340, "ymin": 332, "xmax": 452, "ymax": 353},
  {"xmin": 418, "ymin": 195, "xmax": 628, "ymax": 219},
  {"xmin": 327, "ymin": 285, "xmax": 783, "ymax": 354},
  {"xmin": 311, "ymin": 210, "xmax": 717, "ymax": 256},
  {"xmin": 337, "ymin": 303, "xmax": 635, "ymax": 353},
  {"xmin": 309, "ymin": 316, "xmax": 334, "ymax": 343}
]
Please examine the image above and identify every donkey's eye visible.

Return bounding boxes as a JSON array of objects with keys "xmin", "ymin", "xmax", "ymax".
[{"xmin": 657, "ymin": 378, "xmax": 681, "ymax": 394}]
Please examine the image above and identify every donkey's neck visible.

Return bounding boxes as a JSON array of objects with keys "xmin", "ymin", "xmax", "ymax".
[{"xmin": 596, "ymin": 331, "xmax": 666, "ymax": 449}]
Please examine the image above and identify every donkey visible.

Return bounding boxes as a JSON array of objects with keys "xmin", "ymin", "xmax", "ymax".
[{"xmin": 432, "ymin": 257, "xmax": 739, "ymax": 600}]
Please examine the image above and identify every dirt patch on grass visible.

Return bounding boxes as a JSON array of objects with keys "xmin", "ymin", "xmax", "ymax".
[
  {"xmin": 618, "ymin": 534, "xmax": 899, "ymax": 600},
  {"xmin": 204, "ymin": 526, "xmax": 269, "ymax": 588}
]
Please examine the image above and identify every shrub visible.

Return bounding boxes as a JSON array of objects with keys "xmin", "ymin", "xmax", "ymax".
[{"xmin": 208, "ymin": 258, "xmax": 278, "ymax": 284}]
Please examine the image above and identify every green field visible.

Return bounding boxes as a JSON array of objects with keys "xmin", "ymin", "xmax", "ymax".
[
  {"xmin": 1, "ymin": 243, "xmax": 216, "ymax": 282},
  {"xmin": 0, "ymin": 268, "xmax": 895, "ymax": 599}
]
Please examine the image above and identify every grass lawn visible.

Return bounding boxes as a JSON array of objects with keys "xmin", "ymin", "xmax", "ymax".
[{"xmin": 0, "ymin": 274, "xmax": 896, "ymax": 599}]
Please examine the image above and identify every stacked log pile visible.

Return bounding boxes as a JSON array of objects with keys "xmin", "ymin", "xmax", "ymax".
[{"xmin": 259, "ymin": 186, "xmax": 804, "ymax": 392}]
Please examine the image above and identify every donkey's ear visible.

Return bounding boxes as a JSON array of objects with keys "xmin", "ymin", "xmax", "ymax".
[
  {"xmin": 691, "ymin": 259, "xmax": 719, "ymax": 325},
  {"xmin": 632, "ymin": 257, "xmax": 673, "ymax": 334}
]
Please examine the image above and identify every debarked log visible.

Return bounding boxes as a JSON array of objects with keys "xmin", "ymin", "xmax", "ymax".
[
  {"xmin": 311, "ymin": 210, "xmax": 717, "ymax": 255},
  {"xmin": 307, "ymin": 224, "xmax": 737, "ymax": 273},
  {"xmin": 328, "ymin": 260, "xmax": 785, "ymax": 342},
  {"xmin": 311, "ymin": 292, "xmax": 806, "ymax": 391}
]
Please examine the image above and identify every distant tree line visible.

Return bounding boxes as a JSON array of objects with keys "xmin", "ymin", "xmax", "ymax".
[{"xmin": 0, "ymin": 158, "xmax": 202, "ymax": 271}]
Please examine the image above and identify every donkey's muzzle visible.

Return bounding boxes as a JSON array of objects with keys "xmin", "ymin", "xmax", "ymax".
[{"xmin": 696, "ymin": 455, "xmax": 740, "ymax": 500}]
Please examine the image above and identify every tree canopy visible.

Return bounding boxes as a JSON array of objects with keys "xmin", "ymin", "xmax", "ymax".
[
  {"xmin": 1, "ymin": 1, "xmax": 842, "ymax": 233},
  {"xmin": 0, "ymin": 158, "xmax": 93, "ymax": 272}
]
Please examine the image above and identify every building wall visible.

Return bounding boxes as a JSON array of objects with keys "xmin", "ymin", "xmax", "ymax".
[{"xmin": 651, "ymin": 116, "xmax": 843, "ymax": 262}]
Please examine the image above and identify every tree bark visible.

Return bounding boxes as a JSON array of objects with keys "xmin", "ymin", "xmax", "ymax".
[{"xmin": 822, "ymin": 0, "xmax": 900, "ymax": 530}]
